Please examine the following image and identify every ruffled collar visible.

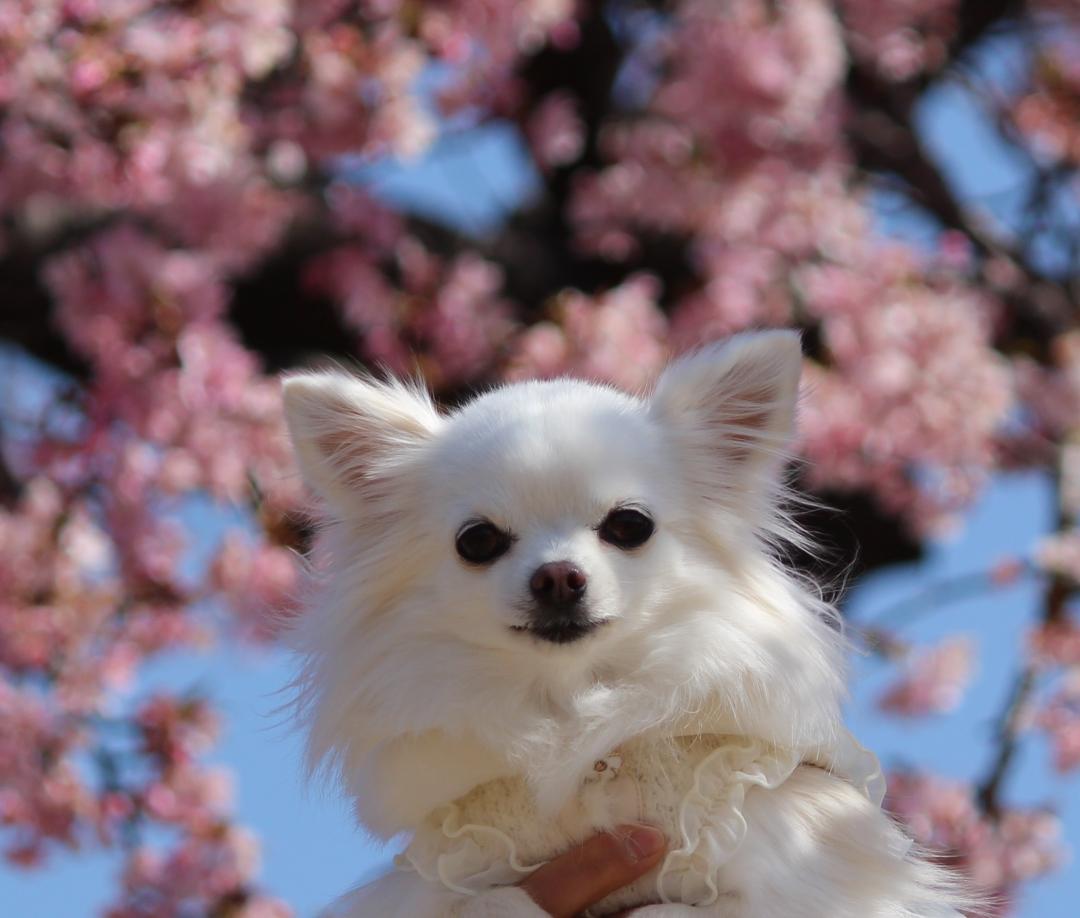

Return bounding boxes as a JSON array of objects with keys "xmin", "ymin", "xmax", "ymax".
[{"xmin": 395, "ymin": 729, "xmax": 887, "ymax": 910}]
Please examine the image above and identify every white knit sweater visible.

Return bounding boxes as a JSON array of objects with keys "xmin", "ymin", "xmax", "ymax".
[{"xmin": 397, "ymin": 732, "xmax": 885, "ymax": 915}]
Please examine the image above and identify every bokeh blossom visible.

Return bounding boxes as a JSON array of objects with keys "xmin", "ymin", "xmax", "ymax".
[
  {"xmin": 887, "ymin": 771, "xmax": 1065, "ymax": 913},
  {"xmin": 879, "ymin": 638, "xmax": 976, "ymax": 717}
]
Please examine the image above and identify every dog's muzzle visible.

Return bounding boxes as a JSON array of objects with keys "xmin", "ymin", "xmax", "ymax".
[{"xmin": 513, "ymin": 560, "xmax": 600, "ymax": 644}]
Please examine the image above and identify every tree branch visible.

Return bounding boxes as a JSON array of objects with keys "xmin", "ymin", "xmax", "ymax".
[
  {"xmin": 976, "ymin": 447, "xmax": 1074, "ymax": 815},
  {"xmin": 976, "ymin": 665, "xmax": 1037, "ymax": 816}
]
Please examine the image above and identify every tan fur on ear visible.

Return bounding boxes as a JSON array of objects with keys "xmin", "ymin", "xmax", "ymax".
[
  {"xmin": 281, "ymin": 371, "xmax": 442, "ymax": 509},
  {"xmin": 649, "ymin": 330, "xmax": 803, "ymax": 474}
]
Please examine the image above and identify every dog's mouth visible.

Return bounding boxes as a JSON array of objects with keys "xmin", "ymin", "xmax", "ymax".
[{"xmin": 510, "ymin": 618, "xmax": 607, "ymax": 645}]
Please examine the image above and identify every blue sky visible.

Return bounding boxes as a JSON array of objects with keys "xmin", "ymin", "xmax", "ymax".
[{"xmin": 4, "ymin": 30, "xmax": 1079, "ymax": 918}]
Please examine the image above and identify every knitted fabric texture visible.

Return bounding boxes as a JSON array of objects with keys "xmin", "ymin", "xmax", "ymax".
[{"xmin": 396, "ymin": 733, "xmax": 882, "ymax": 914}]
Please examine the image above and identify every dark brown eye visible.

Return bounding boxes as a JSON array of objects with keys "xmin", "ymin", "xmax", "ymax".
[
  {"xmin": 598, "ymin": 508, "xmax": 654, "ymax": 550},
  {"xmin": 455, "ymin": 521, "xmax": 513, "ymax": 565}
]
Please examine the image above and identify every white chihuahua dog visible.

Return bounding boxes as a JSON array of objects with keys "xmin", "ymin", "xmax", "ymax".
[{"xmin": 281, "ymin": 332, "xmax": 970, "ymax": 917}]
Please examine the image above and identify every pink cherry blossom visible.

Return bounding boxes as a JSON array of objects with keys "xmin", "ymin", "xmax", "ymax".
[
  {"xmin": 506, "ymin": 274, "xmax": 669, "ymax": 392},
  {"xmin": 1012, "ymin": 40, "xmax": 1080, "ymax": 165},
  {"xmin": 0, "ymin": 680, "xmax": 97, "ymax": 866},
  {"xmin": 1035, "ymin": 531, "xmax": 1080, "ymax": 583},
  {"xmin": 211, "ymin": 534, "xmax": 300, "ymax": 640},
  {"xmin": 879, "ymin": 637, "xmax": 976, "ymax": 717},
  {"xmin": 839, "ymin": 0, "xmax": 960, "ymax": 81},
  {"xmin": 528, "ymin": 92, "xmax": 586, "ymax": 171},
  {"xmin": 887, "ymin": 770, "xmax": 1064, "ymax": 911},
  {"xmin": 1035, "ymin": 671, "xmax": 1080, "ymax": 773},
  {"xmin": 108, "ymin": 826, "xmax": 291, "ymax": 918}
]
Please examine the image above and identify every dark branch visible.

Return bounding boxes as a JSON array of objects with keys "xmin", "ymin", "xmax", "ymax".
[
  {"xmin": 976, "ymin": 665, "xmax": 1036, "ymax": 817},
  {"xmin": 976, "ymin": 451, "xmax": 1075, "ymax": 814}
]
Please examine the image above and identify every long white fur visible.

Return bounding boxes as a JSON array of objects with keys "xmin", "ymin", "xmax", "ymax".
[{"xmin": 281, "ymin": 332, "xmax": 974, "ymax": 917}]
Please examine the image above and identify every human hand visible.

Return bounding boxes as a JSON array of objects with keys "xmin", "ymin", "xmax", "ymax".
[{"xmin": 517, "ymin": 824, "xmax": 667, "ymax": 917}]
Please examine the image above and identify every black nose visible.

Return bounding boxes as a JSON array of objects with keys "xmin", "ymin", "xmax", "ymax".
[{"xmin": 529, "ymin": 561, "xmax": 587, "ymax": 607}]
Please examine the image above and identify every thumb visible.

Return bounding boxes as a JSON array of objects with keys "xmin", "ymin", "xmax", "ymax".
[{"xmin": 518, "ymin": 824, "xmax": 666, "ymax": 918}]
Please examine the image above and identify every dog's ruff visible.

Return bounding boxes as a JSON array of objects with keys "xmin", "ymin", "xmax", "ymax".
[{"xmin": 281, "ymin": 332, "xmax": 975, "ymax": 917}]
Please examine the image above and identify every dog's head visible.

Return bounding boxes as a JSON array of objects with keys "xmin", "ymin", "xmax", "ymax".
[
  {"xmin": 282, "ymin": 332, "xmax": 845, "ymax": 828},
  {"xmin": 284, "ymin": 331, "xmax": 801, "ymax": 652}
]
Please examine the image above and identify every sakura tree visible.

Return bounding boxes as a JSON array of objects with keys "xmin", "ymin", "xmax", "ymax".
[{"xmin": 2, "ymin": 1, "xmax": 1079, "ymax": 914}]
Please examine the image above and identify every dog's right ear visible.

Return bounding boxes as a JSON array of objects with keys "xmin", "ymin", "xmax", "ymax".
[
  {"xmin": 281, "ymin": 371, "xmax": 442, "ymax": 508},
  {"xmin": 648, "ymin": 331, "xmax": 802, "ymax": 502}
]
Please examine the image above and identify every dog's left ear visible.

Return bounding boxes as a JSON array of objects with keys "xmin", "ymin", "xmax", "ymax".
[{"xmin": 648, "ymin": 330, "xmax": 802, "ymax": 492}]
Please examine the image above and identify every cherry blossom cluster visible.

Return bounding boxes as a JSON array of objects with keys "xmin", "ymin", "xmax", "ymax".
[
  {"xmin": 103, "ymin": 697, "xmax": 291, "ymax": 916},
  {"xmin": 886, "ymin": 770, "xmax": 1065, "ymax": 914},
  {"xmin": 1011, "ymin": 34, "xmax": 1080, "ymax": 166},
  {"xmin": 109, "ymin": 827, "xmax": 291, "ymax": 918},
  {"xmin": 306, "ymin": 238, "xmax": 513, "ymax": 389},
  {"xmin": 507, "ymin": 274, "xmax": 669, "ymax": 392},
  {"xmin": 1034, "ymin": 672, "xmax": 1080, "ymax": 774},
  {"xmin": 1021, "ymin": 613, "xmax": 1080, "ymax": 783},
  {"xmin": 839, "ymin": 0, "xmax": 960, "ymax": 81},
  {"xmin": 878, "ymin": 637, "xmax": 976, "ymax": 717}
]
